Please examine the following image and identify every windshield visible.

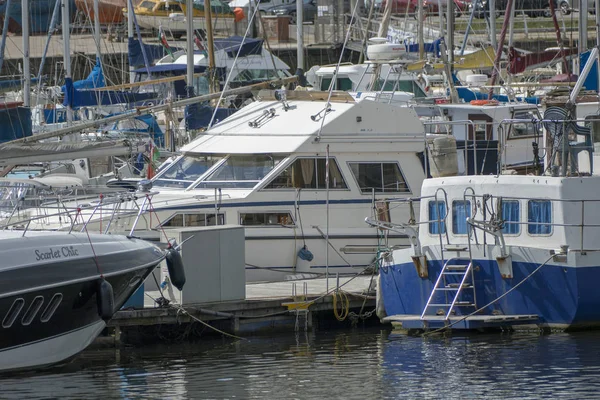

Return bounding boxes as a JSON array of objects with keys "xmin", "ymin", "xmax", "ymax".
[
  {"xmin": 194, "ymin": 154, "xmax": 285, "ymax": 189},
  {"xmin": 154, "ymin": 155, "xmax": 222, "ymax": 188}
]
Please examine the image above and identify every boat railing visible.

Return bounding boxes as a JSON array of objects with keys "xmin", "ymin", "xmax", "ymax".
[{"xmin": 1, "ymin": 190, "xmax": 159, "ymax": 237}]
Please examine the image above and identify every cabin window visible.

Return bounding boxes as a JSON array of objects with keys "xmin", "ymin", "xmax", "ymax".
[
  {"xmin": 240, "ymin": 212, "xmax": 294, "ymax": 226},
  {"xmin": 154, "ymin": 155, "xmax": 222, "ymax": 188},
  {"xmin": 139, "ymin": 1, "xmax": 155, "ymax": 10},
  {"xmin": 452, "ymin": 200, "xmax": 471, "ymax": 235},
  {"xmin": 502, "ymin": 200, "xmax": 520, "ymax": 234},
  {"xmin": 429, "ymin": 201, "xmax": 447, "ymax": 234},
  {"xmin": 509, "ymin": 111, "xmax": 541, "ymax": 139},
  {"xmin": 528, "ymin": 200, "xmax": 552, "ymax": 235},
  {"xmin": 169, "ymin": 3, "xmax": 182, "ymax": 11},
  {"xmin": 265, "ymin": 157, "xmax": 347, "ymax": 189},
  {"xmin": 40, "ymin": 294, "xmax": 63, "ymax": 323},
  {"xmin": 195, "ymin": 155, "xmax": 284, "ymax": 189},
  {"xmin": 22, "ymin": 296, "xmax": 44, "ymax": 326},
  {"xmin": 162, "ymin": 213, "xmax": 224, "ymax": 227},
  {"xmin": 320, "ymin": 77, "xmax": 353, "ymax": 91},
  {"xmin": 373, "ymin": 80, "xmax": 427, "ymax": 98},
  {"xmin": 2, "ymin": 298, "xmax": 24, "ymax": 328},
  {"xmin": 349, "ymin": 162, "xmax": 409, "ymax": 193}
]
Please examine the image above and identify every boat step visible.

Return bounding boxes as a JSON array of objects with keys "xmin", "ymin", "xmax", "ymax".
[
  {"xmin": 437, "ymin": 286, "xmax": 473, "ymax": 291},
  {"xmin": 443, "ymin": 272, "xmax": 469, "ymax": 275}
]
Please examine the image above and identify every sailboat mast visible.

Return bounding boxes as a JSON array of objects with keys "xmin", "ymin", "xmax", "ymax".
[
  {"xmin": 62, "ymin": 0, "xmax": 73, "ymax": 124},
  {"xmin": 487, "ymin": 0, "xmax": 512, "ymax": 99},
  {"xmin": 205, "ymin": 0, "xmax": 218, "ymax": 93},
  {"xmin": 418, "ymin": 0, "xmax": 423, "ymax": 59},
  {"xmin": 297, "ymin": 0, "xmax": 304, "ymax": 72},
  {"xmin": 21, "ymin": 0, "xmax": 30, "ymax": 107},
  {"xmin": 186, "ymin": 0, "xmax": 194, "ymax": 97},
  {"xmin": 93, "ymin": 0, "xmax": 101, "ymax": 59},
  {"xmin": 128, "ymin": 0, "xmax": 135, "ymax": 83}
]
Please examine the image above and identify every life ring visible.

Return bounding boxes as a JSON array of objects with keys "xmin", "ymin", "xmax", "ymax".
[{"xmin": 470, "ymin": 99, "xmax": 499, "ymax": 106}]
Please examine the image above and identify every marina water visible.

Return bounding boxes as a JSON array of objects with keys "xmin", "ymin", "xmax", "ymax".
[{"xmin": 2, "ymin": 327, "xmax": 600, "ymax": 399}]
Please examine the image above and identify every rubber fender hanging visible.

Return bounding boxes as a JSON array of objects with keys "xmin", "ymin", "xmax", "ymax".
[
  {"xmin": 166, "ymin": 249, "xmax": 186, "ymax": 290},
  {"xmin": 97, "ymin": 278, "xmax": 115, "ymax": 321},
  {"xmin": 297, "ymin": 246, "xmax": 314, "ymax": 262}
]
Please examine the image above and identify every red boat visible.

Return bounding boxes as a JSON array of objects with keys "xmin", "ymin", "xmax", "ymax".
[{"xmin": 74, "ymin": 0, "xmax": 139, "ymax": 24}]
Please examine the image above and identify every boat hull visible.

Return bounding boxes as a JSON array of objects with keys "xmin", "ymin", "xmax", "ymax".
[
  {"xmin": 75, "ymin": 0, "xmax": 128, "ymax": 24},
  {"xmin": 132, "ymin": 14, "xmax": 234, "ymax": 33},
  {"xmin": 380, "ymin": 244, "xmax": 600, "ymax": 330},
  {"xmin": 0, "ymin": 233, "xmax": 163, "ymax": 372}
]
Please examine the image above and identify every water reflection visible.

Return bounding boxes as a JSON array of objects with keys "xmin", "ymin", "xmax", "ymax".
[{"xmin": 2, "ymin": 329, "xmax": 600, "ymax": 399}]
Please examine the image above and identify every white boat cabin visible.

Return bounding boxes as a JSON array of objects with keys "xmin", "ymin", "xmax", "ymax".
[{"xmin": 417, "ymin": 102, "xmax": 543, "ymax": 175}]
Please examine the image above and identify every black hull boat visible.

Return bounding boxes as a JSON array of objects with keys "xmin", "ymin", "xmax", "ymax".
[{"xmin": 0, "ymin": 231, "xmax": 166, "ymax": 372}]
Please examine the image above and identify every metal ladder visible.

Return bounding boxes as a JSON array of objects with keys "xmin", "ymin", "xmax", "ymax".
[{"xmin": 420, "ymin": 257, "xmax": 477, "ymax": 322}]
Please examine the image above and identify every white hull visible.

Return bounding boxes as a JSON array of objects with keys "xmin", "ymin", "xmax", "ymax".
[{"xmin": 0, "ymin": 320, "xmax": 105, "ymax": 371}]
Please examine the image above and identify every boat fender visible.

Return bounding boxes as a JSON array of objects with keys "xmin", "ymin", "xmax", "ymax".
[
  {"xmin": 97, "ymin": 278, "xmax": 115, "ymax": 321},
  {"xmin": 166, "ymin": 249, "xmax": 186, "ymax": 290},
  {"xmin": 298, "ymin": 246, "xmax": 314, "ymax": 262}
]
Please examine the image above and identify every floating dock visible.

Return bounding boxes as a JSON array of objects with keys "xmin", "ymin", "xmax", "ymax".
[{"xmin": 98, "ymin": 275, "xmax": 378, "ymax": 346}]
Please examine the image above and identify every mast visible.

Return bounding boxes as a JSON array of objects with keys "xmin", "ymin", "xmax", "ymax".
[
  {"xmin": 488, "ymin": 0, "xmax": 497, "ymax": 50},
  {"xmin": 296, "ymin": 0, "xmax": 304, "ymax": 74},
  {"xmin": 128, "ymin": 0, "xmax": 134, "ymax": 83},
  {"xmin": 186, "ymin": 0, "xmax": 194, "ymax": 97},
  {"xmin": 446, "ymin": 0, "xmax": 454, "ymax": 69},
  {"xmin": 487, "ymin": 0, "xmax": 512, "ymax": 99},
  {"xmin": 62, "ymin": 0, "xmax": 73, "ymax": 125},
  {"xmin": 0, "ymin": 0, "xmax": 10, "ymax": 75},
  {"xmin": 93, "ymin": 0, "xmax": 101, "ymax": 59},
  {"xmin": 21, "ymin": 0, "xmax": 30, "ymax": 107},
  {"xmin": 205, "ymin": 0, "xmax": 218, "ymax": 94},
  {"xmin": 418, "ymin": 0, "xmax": 424, "ymax": 59}
]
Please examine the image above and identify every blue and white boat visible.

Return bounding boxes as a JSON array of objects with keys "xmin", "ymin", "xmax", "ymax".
[{"xmin": 370, "ymin": 105, "xmax": 600, "ymax": 331}]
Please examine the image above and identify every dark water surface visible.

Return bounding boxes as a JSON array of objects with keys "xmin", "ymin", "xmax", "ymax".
[{"xmin": 3, "ymin": 328, "xmax": 600, "ymax": 399}]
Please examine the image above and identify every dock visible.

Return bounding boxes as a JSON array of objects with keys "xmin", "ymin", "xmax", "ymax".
[{"xmin": 100, "ymin": 275, "xmax": 379, "ymax": 346}]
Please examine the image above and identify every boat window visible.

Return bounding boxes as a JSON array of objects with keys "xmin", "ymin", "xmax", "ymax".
[
  {"xmin": 428, "ymin": 201, "xmax": 447, "ymax": 234},
  {"xmin": 139, "ymin": 1, "xmax": 155, "ymax": 10},
  {"xmin": 161, "ymin": 213, "xmax": 225, "ymax": 227},
  {"xmin": 240, "ymin": 212, "xmax": 294, "ymax": 226},
  {"xmin": 528, "ymin": 200, "xmax": 552, "ymax": 235},
  {"xmin": 348, "ymin": 162, "xmax": 410, "ymax": 193},
  {"xmin": 22, "ymin": 296, "xmax": 44, "ymax": 326},
  {"xmin": 320, "ymin": 77, "xmax": 353, "ymax": 91},
  {"xmin": 265, "ymin": 157, "xmax": 347, "ymax": 189},
  {"xmin": 2, "ymin": 298, "xmax": 24, "ymax": 328},
  {"xmin": 40, "ymin": 294, "xmax": 63, "ymax": 323},
  {"xmin": 154, "ymin": 155, "xmax": 222, "ymax": 188},
  {"xmin": 169, "ymin": 3, "xmax": 183, "ymax": 11},
  {"xmin": 374, "ymin": 80, "xmax": 426, "ymax": 97},
  {"xmin": 509, "ymin": 111, "xmax": 542, "ymax": 139},
  {"xmin": 195, "ymin": 155, "xmax": 284, "ymax": 189},
  {"xmin": 502, "ymin": 200, "xmax": 520, "ymax": 234},
  {"xmin": 452, "ymin": 200, "xmax": 471, "ymax": 235}
]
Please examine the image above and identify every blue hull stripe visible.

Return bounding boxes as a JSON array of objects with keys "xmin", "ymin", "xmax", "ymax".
[{"xmin": 380, "ymin": 259, "xmax": 600, "ymax": 328}]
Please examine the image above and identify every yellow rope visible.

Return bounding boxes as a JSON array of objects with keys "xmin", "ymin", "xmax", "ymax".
[{"xmin": 332, "ymin": 290, "xmax": 350, "ymax": 321}]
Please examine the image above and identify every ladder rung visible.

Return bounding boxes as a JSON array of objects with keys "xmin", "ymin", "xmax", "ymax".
[
  {"xmin": 443, "ymin": 272, "xmax": 468, "ymax": 275},
  {"xmin": 427, "ymin": 303, "xmax": 452, "ymax": 307},
  {"xmin": 447, "ymin": 283, "xmax": 473, "ymax": 288},
  {"xmin": 454, "ymin": 302, "xmax": 475, "ymax": 306},
  {"xmin": 446, "ymin": 265, "xmax": 469, "ymax": 271}
]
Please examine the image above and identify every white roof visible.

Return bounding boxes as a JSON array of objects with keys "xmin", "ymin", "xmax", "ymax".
[{"xmin": 181, "ymin": 92, "xmax": 425, "ymax": 155}]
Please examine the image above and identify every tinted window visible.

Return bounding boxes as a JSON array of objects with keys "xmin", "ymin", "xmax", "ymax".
[
  {"xmin": 349, "ymin": 162, "xmax": 409, "ymax": 193},
  {"xmin": 429, "ymin": 201, "xmax": 447, "ymax": 234},
  {"xmin": 502, "ymin": 200, "xmax": 520, "ymax": 234},
  {"xmin": 452, "ymin": 200, "xmax": 471, "ymax": 234},
  {"xmin": 528, "ymin": 200, "xmax": 552, "ymax": 234},
  {"xmin": 265, "ymin": 158, "xmax": 347, "ymax": 189}
]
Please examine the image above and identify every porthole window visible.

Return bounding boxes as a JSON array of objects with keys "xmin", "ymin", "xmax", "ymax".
[
  {"xmin": 40, "ymin": 294, "xmax": 63, "ymax": 323},
  {"xmin": 2, "ymin": 298, "xmax": 24, "ymax": 328},
  {"xmin": 22, "ymin": 296, "xmax": 44, "ymax": 326}
]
